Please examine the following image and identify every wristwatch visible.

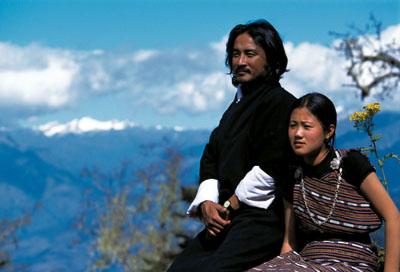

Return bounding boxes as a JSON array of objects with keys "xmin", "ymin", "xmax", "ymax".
[{"xmin": 223, "ymin": 200, "xmax": 234, "ymax": 213}]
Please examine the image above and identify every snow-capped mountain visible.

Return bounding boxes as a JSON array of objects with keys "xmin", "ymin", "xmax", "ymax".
[
  {"xmin": 33, "ymin": 116, "xmax": 138, "ymax": 136},
  {"xmin": 33, "ymin": 116, "xmax": 187, "ymax": 137}
]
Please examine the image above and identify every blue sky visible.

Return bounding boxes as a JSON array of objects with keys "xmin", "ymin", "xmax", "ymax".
[{"xmin": 0, "ymin": 0, "xmax": 399, "ymax": 132}]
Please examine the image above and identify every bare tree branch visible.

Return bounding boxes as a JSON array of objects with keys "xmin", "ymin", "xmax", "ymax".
[{"xmin": 331, "ymin": 15, "xmax": 400, "ymax": 99}]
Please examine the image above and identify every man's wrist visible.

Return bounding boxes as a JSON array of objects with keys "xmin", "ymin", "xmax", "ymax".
[
  {"xmin": 198, "ymin": 200, "xmax": 212, "ymax": 218},
  {"xmin": 228, "ymin": 195, "xmax": 241, "ymax": 210},
  {"xmin": 223, "ymin": 200, "xmax": 235, "ymax": 213}
]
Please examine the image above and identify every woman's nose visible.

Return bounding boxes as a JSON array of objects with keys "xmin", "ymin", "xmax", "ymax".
[{"xmin": 295, "ymin": 128, "xmax": 303, "ymax": 138}]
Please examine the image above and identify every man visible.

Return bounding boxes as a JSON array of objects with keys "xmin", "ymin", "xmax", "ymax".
[{"xmin": 168, "ymin": 20, "xmax": 296, "ymax": 272}]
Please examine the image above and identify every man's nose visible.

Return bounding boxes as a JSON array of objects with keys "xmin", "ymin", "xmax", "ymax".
[{"xmin": 238, "ymin": 54, "xmax": 247, "ymax": 65}]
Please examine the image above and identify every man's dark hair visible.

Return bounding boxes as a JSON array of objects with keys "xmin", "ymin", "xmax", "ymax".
[{"xmin": 225, "ymin": 19, "xmax": 288, "ymax": 86}]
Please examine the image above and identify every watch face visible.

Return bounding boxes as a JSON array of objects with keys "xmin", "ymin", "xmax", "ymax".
[{"xmin": 223, "ymin": 200, "xmax": 230, "ymax": 208}]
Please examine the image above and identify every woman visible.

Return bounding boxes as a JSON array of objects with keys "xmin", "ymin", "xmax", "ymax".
[{"xmin": 249, "ymin": 93, "xmax": 400, "ymax": 271}]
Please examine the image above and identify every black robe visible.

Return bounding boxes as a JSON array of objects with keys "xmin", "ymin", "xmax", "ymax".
[
  {"xmin": 168, "ymin": 81, "xmax": 296, "ymax": 272},
  {"xmin": 200, "ymin": 81, "xmax": 296, "ymax": 203}
]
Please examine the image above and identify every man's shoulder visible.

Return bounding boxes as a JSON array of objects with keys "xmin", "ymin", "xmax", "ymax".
[
  {"xmin": 271, "ymin": 85, "xmax": 296, "ymax": 98},
  {"xmin": 260, "ymin": 84, "xmax": 296, "ymax": 104}
]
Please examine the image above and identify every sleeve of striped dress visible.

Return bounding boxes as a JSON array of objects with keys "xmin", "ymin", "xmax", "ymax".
[{"xmin": 342, "ymin": 149, "xmax": 376, "ymax": 187}]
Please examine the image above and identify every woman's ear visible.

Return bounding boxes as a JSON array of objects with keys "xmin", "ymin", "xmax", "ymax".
[{"xmin": 325, "ymin": 124, "xmax": 335, "ymax": 140}]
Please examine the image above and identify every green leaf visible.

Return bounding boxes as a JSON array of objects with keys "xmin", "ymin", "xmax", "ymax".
[
  {"xmin": 372, "ymin": 134, "xmax": 382, "ymax": 141},
  {"xmin": 382, "ymin": 153, "xmax": 400, "ymax": 164}
]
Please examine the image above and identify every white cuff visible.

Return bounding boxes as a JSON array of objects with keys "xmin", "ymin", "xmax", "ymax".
[
  {"xmin": 235, "ymin": 166, "xmax": 275, "ymax": 210},
  {"xmin": 187, "ymin": 179, "xmax": 219, "ymax": 220}
]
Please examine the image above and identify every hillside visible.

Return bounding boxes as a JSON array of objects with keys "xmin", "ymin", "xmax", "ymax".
[{"xmin": 0, "ymin": 112, "xmax": 399, "ymax": 271}]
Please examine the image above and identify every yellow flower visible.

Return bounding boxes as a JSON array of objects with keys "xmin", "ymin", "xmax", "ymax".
[
  {"xmin": 350, "ymin": 103, "xmax": 380, "ymax": 121},
  {"xmin": 349, "ymin": 103, "xmax": 380, "ymax": 130},
  {"xmin": 364, "ymin": 103, "xmax": 380, "ymax": 113},
  {"xmin": 349, "ymin": 111, "xmax": 367, "ymax": 122}
]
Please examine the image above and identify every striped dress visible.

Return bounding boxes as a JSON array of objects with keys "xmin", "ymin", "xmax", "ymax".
[{"xmin": 249, "ymin": 149, "xmax": 382, "ymax": 272}]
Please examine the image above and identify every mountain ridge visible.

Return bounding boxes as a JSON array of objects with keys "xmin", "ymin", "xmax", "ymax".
[{"xmin": 0, "ymin": 112, "xmax": 399, "ymax": 271}]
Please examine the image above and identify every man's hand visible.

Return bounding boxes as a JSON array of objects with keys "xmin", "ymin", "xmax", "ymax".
[{"xmin": 199, "ymin": 201, "xmax": 231, "ymax": 237}]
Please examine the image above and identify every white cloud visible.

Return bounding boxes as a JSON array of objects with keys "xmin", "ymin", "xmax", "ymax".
[
  {"xmin": 132, "ymin": 50, "xmax": 158, "ymax": 62},
  {"xmin": 34, "ymin": 117, "xmax": 137, "ymax": 137},
  {"xmin": 282, "ymin": 24, "xmax": 400, "ymax": 120},
  {"xmin": 173, "ymin": 125, "xmax": 184, "ymax": 132},
  {"xmin": 0, "ymin": 38, "xmax": 234, "ymax": 120},
  {"xmin": 381, "ymin": 24, "xmax": 400, "ymax": 44},
  {"xmin": 0, "ymin": 43, "xmax": 78, "ymax": 108},
  {"xmin": 210, "ymin": 35, "xmax": 228, "ymax": 56},
  {"xmin": 0, "ymin": 24, "xmax": 399, "ymax": 127},
  {"xmin": 151, "ymin": 72, "xmax": 232, "ymax": 113},
  {"xmin": 284, "ymin": 42, "xmax": 349, "ymax": 94}
]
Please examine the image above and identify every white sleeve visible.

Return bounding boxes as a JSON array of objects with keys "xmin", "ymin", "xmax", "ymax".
[
  {"xmin": 186, "ymin": 179, "xmax": 219, "ymax": 221},
  {"xmin": 235, "ymin": 166, "xmax": 275, "ymax": 210}
]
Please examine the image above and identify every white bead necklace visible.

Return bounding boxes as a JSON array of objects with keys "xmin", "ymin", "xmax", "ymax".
[{"xmin": 300, "ymin": 150, "xmax": 342, "ymax": 226}]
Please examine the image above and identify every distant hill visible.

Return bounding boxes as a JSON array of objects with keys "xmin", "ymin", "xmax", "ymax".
[
  {"xmin": 0, "ymin": 126, "xmax": 209, "ymax": 271},
  {"xmin": 0, "ymin": 133, "xmax": 87, "ymax": 270},
  {"xmin": 0, "ymin": 111, "xmax": 399, "ymax": 271},
  {"xmin": 9, "ymin": 126, "xmax": 210, "ymax": 175}
]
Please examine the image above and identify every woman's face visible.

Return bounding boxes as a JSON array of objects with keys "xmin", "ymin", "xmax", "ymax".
[{"xmin": 288, "ymin": 107, "xmax": 334, "ymax": 165}]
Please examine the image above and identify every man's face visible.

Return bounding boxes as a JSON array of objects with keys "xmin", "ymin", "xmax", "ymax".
[{"xmin": 232, "ymin": 32, "xmax": 269, "ymax": 84}]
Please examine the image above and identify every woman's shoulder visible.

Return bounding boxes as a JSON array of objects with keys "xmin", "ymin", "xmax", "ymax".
[
  {"xmin": 337, "ymin": 148, "xmax": 375, "ymax": 187},
  {"xmin": 337, "ymin": 148, "xmax": 373, "ymax": 165}
]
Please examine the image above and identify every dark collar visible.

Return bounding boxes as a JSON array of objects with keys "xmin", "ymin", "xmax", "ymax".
[
  {"xmin": 240, "ymin": 78, "xmax": 280, "ymax": 97},
  {"xmin": 303, "ymin": 148, "xmax": 335, "ymax": 178}
]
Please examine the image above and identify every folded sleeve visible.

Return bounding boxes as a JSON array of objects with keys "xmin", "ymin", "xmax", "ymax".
[
  {"xmin": 187, "ymin": 179, "xmax": 219, "ymax": 221},
  {"xmin": 235, "ymin": 166, "xmax": 275, "ymax": 210}
]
